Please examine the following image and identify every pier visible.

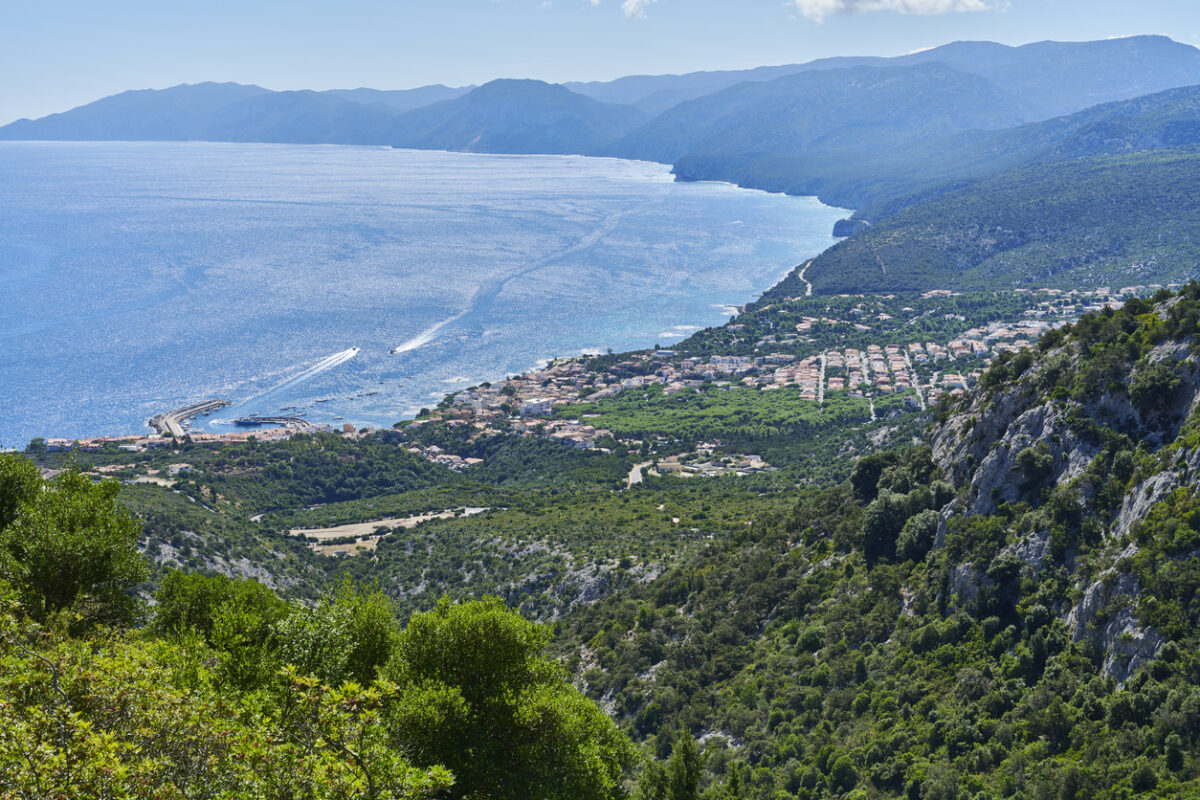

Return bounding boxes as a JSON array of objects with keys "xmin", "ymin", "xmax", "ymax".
[
  {"xmin": 233, "ymin": 415, "xmax": 311, "ymax": 430},
  {"xmin": 149, "ymin": 399, "xmax": 231, "ymax": 438}
]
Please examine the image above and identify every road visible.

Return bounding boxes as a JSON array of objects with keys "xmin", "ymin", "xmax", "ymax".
[
  {"xmin": 817, "ymin": 352, "xmax": 827, "ymax": 405},
  {"xmin": 627, "ymin": 461, "xmax": 653, "ymax": 488},
  {"xmin": 903, "ymin": 350, "xmax": 927, "ymax": 411},
  {"xmin": 797, "ymin": 260, "xmax": 814, "ymax": 297}
]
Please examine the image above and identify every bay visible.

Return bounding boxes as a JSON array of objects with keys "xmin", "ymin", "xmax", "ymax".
[{"xmin": 0, "ymin": 141, "xmax": 844, "ymax": 445}]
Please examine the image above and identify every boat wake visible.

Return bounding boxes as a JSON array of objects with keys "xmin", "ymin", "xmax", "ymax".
[
  {"xmin": 245, "ymin": 347, "xmax": 360, "ymax": 401},
  {"xmin": 390, "ymin": 314, "xmax": 464, "ymax": 355}
]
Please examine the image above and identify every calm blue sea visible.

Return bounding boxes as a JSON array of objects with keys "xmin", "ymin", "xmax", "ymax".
[{"xmin": 0, "ymin": 141, "xmax": 844, "ymax": 445}]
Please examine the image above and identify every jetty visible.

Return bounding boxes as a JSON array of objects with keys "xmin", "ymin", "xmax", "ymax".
[
  {"xmin": 149, "ymin": 399, "xmax": 231, "ymax": 438},
  {"xmin": 232, "ymin": 415, "xmax": 310, "ymax": 430}
]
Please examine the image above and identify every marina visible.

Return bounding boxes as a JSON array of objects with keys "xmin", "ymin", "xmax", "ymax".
[{"xmin": 148, "ymin": 399, "xmax": 230, "ymax": 438}]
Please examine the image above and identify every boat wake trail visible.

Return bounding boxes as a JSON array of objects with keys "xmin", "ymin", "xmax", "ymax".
[
  {"xmin": 390, "ymin": 314, "xmax": 465, "ymax": 355},
  {"xmin": 246, "ymin": 347, "xmax": 360, "ymax": 400},
  {"xmin": 387, "ymin": 208, "xmax": 632, "ymax": 357}
]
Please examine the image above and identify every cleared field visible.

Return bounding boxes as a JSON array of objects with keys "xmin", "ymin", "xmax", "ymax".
[{"xmin": 291, "ymin": 507, "xmax": 488, "ymax": 555}]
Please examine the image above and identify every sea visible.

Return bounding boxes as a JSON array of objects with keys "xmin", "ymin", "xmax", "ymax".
[{"xmin": 0, "ymin": 141, "xmax": 845, "ymax": 446}]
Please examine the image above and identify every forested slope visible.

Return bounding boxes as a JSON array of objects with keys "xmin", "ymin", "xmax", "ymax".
[
  {"xmin": 555, "ymin": 287, "xmax": 1200, "ymax": 798},
  {"xmin": 9, "ymin": 287, "xmax": 1200, "ymax": 798},
  {"xmin": 787, "ymin": 149, "xmax": 1200, "ymax": 296}
]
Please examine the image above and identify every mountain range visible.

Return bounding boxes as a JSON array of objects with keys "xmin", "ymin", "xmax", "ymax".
[
  {"xmin": 6, "ymin": 37, "xmax": 1200, "ymax": 186},
  {"xmin": 7, "ymin": 35, "xmax": 1200, "ymax": 295}
]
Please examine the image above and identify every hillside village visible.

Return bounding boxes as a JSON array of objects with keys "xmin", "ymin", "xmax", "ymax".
[
  {"xmin": 28, "ymin": 285, "xmax": 1171, "ymax": 482},
  {"xmin": 404, "ymin": 286, "xmax": 1162, "ymax": 462}
]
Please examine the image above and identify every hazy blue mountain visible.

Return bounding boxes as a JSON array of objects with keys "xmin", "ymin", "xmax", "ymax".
[
  {"xmin": 564, "ymin": 64, "xmax": 816, "ymax": 116},
  {"xmin": 0, "ymin": 79, "xmax": 645, "ymax": 156},
  {"xmin": 945, "ymin": 82, "xmax": 1200, "ymax": 164},
  {"xmin": 391, "ymin": 79, "xmax": 647, "ymax": 155},
  {"xmin": 610, "ymin": 37, "xmax": 1200, "ymax": 211},
  {"xmin": 318, "ymin": 85, "xmax": 472, "ymax": 113},
  {"xmin": 889, "ymin": 36, "xmax": 1200, "ymax": 119},
  {"xmin": 0, "ymin": 83, "xmax": 471, "ymax": 145},
  {"xmin": 568, "ymin": 36, "xmax": 1200, "ymax": 119},
  {"xmin": 844, "ymin": 83, "xmax": 1200, "ymax": 218},
  {"xmin": 777, "ymin": 36, "xmax": 1200, "ymax": 116},
  {"xmin": 0, "ymin": 82, "xmax": 271, "ymax": 141},
  {"xmin": 606, "ymin": 63, "xmax": 1031, "ymax": 166},
  {"xmin": 202, "ymin": 91, "xmax": 403, "ymax": 145}
]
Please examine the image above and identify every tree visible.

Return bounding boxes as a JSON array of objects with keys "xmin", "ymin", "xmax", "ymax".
[
  {"xmin": 897, "ymin": 509, "xmax": 939, "ymax": 561},
  {"xmin": 1130, "ymin": 361, "xmax": 1182, "ymax": 417},
  {"xmin": 384, "ymin": 597, "xmax": 635, "ymax": 800},
  {"xmin": 849, "ymin": 453, "xmax": 898, "ymax": 503},
  {"xmin": 725, "ymin": 762, "xmax": 745, "ymax": 800},
  {"xmin": 1015, "ymin": 445, "xmax": 1054, "ymax": 494},
  {"xmin": 0, "ymin": 454, "xmax": 41, "ymax": 532},
  {"xmin": 829, "ymin": 754, "xmax": 859, "ymax": 793},
  {"xmin": 276, "ymin": 579, "xmax": 400, "ymax": 686},
  {"xmin": 1130, "ymin": 760, "xmax": 1158, "ymax": 792},
  {"xmin": 635, "ymin": 732, "xmax": 704, "ymax": 800},
  {"xmin": 152, "ymin": 570, "xmax": 289, "ymax": 689},
  {"xmin": 860, "ymin": 492, "xmax": 907, "ymax": 564},
  {"xmin": 153, "ymin": 570, "xmax": 285, "ymax": 640},
  {"xmin": 666, "ymin": 732, "xmax": 703, "ymax": 800},
  {"xmin": 0, "ymin": 468, "xmax": 146, "ymax": 630}
]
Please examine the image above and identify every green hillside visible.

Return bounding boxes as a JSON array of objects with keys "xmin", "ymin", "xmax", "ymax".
[
  {"xmin": 795, "ymin": 149, "xmax": 1200, "ymax": 296},
  {"xmin": 10, "ymin": 279, "xmax": 1200, "ymax": 797},
  {"xmin": 555, "ymin": 287, "xmax": 1200, "ymax": 798}
]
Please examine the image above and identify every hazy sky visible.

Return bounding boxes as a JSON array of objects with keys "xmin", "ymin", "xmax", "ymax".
[{"xmin": 4, "ymin": 0, "xmax": 1200, "ymax": 125}]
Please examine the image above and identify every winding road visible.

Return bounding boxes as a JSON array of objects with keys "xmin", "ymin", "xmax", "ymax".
[{"xmin": 797, "ymin": 260, "xmax": 814, "ymax": 297}]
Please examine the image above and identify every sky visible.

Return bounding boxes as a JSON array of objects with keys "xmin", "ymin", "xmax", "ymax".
[{"xmin": 4, "ymin": 0, "xmax": 1200, "ymax": 125}]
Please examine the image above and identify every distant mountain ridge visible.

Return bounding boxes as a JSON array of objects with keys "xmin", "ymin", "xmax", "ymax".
[
  {"xmin": 0, "ymin": 82, "xmax": 273, "ymax": 142},
  {"xmin": 845, "ymin": 83, "xmax": 1200, "ymax": 220},
  {"xmin": 567, "ymin": 35, "xmax": 1200, "ymax": 121},
  {"xmin": 621, "ymin": 35, "xmax": 1200, "ymax": 210},
  {"xmin": 4, "ymin": 35, "xmax": 1200, "ymax": 218},
  {"xmin": 602, "ymin": 62, "xmax": 1033, "ymax": 166},
  {"xmin": 390, "ymin": 79, "xmax": 646, "ymax": 154},
  {"xmin": 0, "ymin": 79, "xmax": 646, "ymax": 155}
]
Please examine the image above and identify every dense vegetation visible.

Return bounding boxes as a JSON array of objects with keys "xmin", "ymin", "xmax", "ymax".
[
  {"xmin": 805, "ymin": 149, "xmax": 1200, "ymax": 295},
  {"xmin": 547, "ymin": 288, "xmax": 1200, "ymax": 798},
  {"xmin": 15, "ymin": 287, "xmax": 1200, "ymax": 798},
  {"xmin": 0, "ymin": 456, "xmax": 636, "ymax": 799},
  {"xmin": 561, "ymin": 386, "xmax": 870, "ymax": 443},
  {"xmin": 185, "ymin": 433, "xmax": 457, "ymax": 513}
]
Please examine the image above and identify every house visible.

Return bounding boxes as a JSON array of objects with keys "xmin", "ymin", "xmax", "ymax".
[{"xmin": 519, "ymin": 397, "xmax": 555, "ymax": 416}]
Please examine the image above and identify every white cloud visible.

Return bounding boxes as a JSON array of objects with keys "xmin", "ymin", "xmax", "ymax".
[
  {"xmin": 789, "ymin": 0, "xmax": 994, "ymax": 23},
  {"xmin": 621, "ymin": 0, "xmax": 657, "ymax": 18}
]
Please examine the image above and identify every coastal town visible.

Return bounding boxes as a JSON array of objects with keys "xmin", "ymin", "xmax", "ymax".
[
  {"xmin": 26, "ymin": 285, "xmax": 1172, "ymax": 480},
  {"xmin": 401, "ymin": 285, "xmax": 1167, "ymax": 460}
]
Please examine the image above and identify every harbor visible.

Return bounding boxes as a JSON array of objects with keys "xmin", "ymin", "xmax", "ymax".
[{"xmin": 148, "ymin": 399, "xmax": 230, "ymax": 438}]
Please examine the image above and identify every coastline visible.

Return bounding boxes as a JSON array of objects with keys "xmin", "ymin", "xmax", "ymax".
[
  {"xmin": 19, "ymin": 251, "xmax": 832, "ymax": 450},
  {"xmin": 0, "ymin": 142, "xmax": 847, "ymax": 446}
]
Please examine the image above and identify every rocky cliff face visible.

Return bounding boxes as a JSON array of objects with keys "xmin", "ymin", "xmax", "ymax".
[{"xmin": 925, "ymin": 292, "xmax": 1200, "ymax": 679}]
